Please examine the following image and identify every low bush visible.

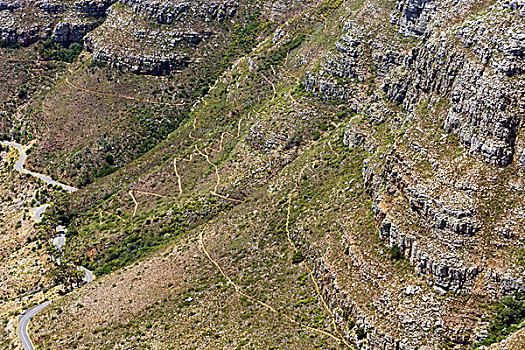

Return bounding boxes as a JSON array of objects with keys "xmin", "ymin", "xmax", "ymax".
[{"xmin": 292, "ymin": 250, "xmax": 305, "ymax": 264}]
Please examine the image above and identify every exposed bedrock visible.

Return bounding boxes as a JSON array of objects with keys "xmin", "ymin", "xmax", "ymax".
[
  {"xmin": 118, "ymin": 0, "xmax": 239, "ymax": 24},
  {"xmin": 390, "ymin": 0, "xmax": 439, "ymax": 36},
  {"xmin": 52, "ymin": 0, "xmax": 116, "ymax": 43},
  {"xmin": 385, "ymin": 2, "xmax": 524, "ymax": 168}
]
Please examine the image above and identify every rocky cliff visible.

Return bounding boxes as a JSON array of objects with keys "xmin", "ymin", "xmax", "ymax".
[
  {"xmin": 0, "ymin": 0, "xmax": 114, "ymax": 45},
  {"xmin": 0, "ymin": 0, "xmax": 65, "ymax": 45},
  {"xmin": 82, "ymin": 0, "xmax": 312, "ymax": 75},
  {"xmin": 52, "ymin": 0, "xmax": 116, "ymax": 44},
  {"xmin": 82, "ymin": 0, "xmax": 213, "ymax": 75},
  {"xmin": 386, "ymin": 1, "xmax": 525, "ymax": 169},
  {"xmin": 303, "ymin": 0, "xmax": 525, "ymax": 348}
]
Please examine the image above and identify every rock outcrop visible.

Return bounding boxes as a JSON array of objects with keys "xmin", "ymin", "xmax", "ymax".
[
  {"xmin": 83, "ymin": 0, "xmax": 311, "ymax": 75},
  {"xmin": 390, "ymin": 0, "xmax": 438, "ymax": 36},
  {"xmin": 81, "ymin": 0, "xmax": 242, "ymax": 75},
  {"xmin": 0, "ymin": 0, "xmax": 64, "ymax": 45},
  {"xmin": 52, "ymin": 0, "xmax": 116, "ymax": 43},
  {"xmin": 0, "ymin": 0, "xmax": 113, "ymax": 45},
  {"xmin": 385, "ymin": 1, "xmax": 525, "ymax": 168},
  {"xmin": 301, "ymin": 0, "xmax": 525, "ymax": 347},
  {"xmin": 119, "ymin": 0, "xmax": 239, "ymax": 24}
]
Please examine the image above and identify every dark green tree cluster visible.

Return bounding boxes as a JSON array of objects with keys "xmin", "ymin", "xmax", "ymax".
[
  {"xmin": 479, "ymin": 294, "xmax": 525, "ymax": 347},
  {"xmin": 38, "ymin": 40, "xmax": 83, "ymax": 63},
  {"xmin": 0, "ymin": 40, "xmax": 20, "ymax": 49},
  {"xmin": 51, "ymin": 263, "xmax": 84, "ymax": 292},
  {"xmin": 390, "ymin": 245, "xmax": 402, "ymax": 260},
  {"xmin": 89, "ymin": 229, "xmax": 176, "ymax": 277}
]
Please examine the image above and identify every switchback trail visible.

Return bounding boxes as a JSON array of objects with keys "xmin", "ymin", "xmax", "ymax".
[
  {"xmin": 194, "ymin": 153, "xmax": 352, "ymax": 347},
  {"xmin": 173, "ymin": 117, "xmax": 244, "ymax": 202},
  {"xmin": 175, "ymin": 86, "xmax": 350, "ymax": 344}
]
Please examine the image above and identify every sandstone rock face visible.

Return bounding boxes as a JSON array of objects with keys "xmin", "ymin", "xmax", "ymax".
[
  {"xmin": 0, "ymin": 0, "xmax": 65, "ymax": 45},
  {"xmin": 363, "ymin": 151, "xmax": 484, "ymax": 294},
  {"xmin": 1, "ymin": 0, "xmax": 523, "ymax": 348},
  {"xmin": 73, "ymin": 0, "xmax": 115, "ymax": 17},
  {"xmin": 302, "ymin": 0, "xmax": 525, "ymax": 348},
  {"xmin": 81, "ymin": 0, "xmax": 242, "ymax": 75},
  {"xmin": 119, "ymin": 0, "xmax": 239, "ymax": 24},
  {"xmin": 386, "ymin": 1, "xmax": 524, "ymax": 168},
  {"xmin": 83, "ymin": 0, "xmax": 309, "ymax": 75},
  {"xmin": 304, "ymin": 18, "xmax": 368, "ymax": 101},
  {"xmin": 52, "ymin": 0, "xmax": 116, "ymax": 43},
  {"xmin": 390, "ymin": 0, "xmax": 438, "ymax": 36},
  {"xmin": 304, "ymin": 5, "xmax": 408, "ymax": 102},
  {"xmin": 39, "ymin": 1, "xmax": 68, "ymax": 14},
  {"xmin": 53, "ymin": 21, "xmax": 98, "ymax": 44},
  {"xmin": 83, "ymin": 2, "xmax": 207, "ymax": 75},
  {"xmin": 0, "ymin": 0, "xmax": 23, "ymax": 12},
  {"xmin": 0, "ymin": 0, "xmax": 115, "ymax": 45},
  {"xmin": 309, "ymin": 0, "xmax": 524, "ymax": 169}
]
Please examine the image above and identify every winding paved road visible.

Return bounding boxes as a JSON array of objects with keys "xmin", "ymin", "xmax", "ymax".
[
  {"xmin": 1, "ymin": 141, "xmax": 78, "ymax": 193},
  {"xmin": 2, "ymin": 141, "xmax": 91, "ymax": 349},
  {"xmin": 18, "ymin": 301, "xmax": 53, "ymax": 350},
  {"xmin": 30, "ymin": 204, "xmax": 50, "ymax": 223},
  {"xmin": 17, "ymin": 265, "xmax": 93, "ymax": 350}
]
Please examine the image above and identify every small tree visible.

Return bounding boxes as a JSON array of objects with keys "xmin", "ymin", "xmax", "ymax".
[
  {"xmin": 292, "ymin": 250, "xmax": 305, "ymax": 264},
  {"xmin": 390, "ymin": 245, "xmax": 402, "ymax": 261}
]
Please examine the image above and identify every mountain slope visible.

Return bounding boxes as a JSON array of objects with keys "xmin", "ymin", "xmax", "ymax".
[{"xmin": 0, "ymin": 0, "xmax": 524, "ymax": 349}]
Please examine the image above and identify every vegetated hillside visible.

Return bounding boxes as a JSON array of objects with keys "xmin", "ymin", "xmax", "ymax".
[
  {"xmin": 23, "ymin": 0, "xmax": 316, "ymax": 188},
  {"xmin": 0, "ymin": 143, "xmax": 72, "ymax": 349},
  {"xmin": 1, "ymin": 0, "xmax": 524, "ymax": 349},
  {"xmin": 3, "ymin": 0, "xmax": 315, "ymax": 188}
]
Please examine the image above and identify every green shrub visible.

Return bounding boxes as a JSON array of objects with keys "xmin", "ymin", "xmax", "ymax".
[
  {"xmin": 260, "ymin": 35, "xmax": 305, "ymax": 71},
  {"xmin": 297, "ymin": 273, "xmax": 308, "ymax": 286},
  {"xmin": 390, "ymin": 245, "xmax": 402, "ymax": 260},
  {"xmin": 356, "ymin": 327, "xmax": 366, "ymax": 340},
  {"xmin": 95, "ymin": 163, "xmax": 120, "ymax": 179},
  {"xmin": 292, "ymin": 250, "xmax": 305, "ymax": 264},
  {"xmin": 0, "ymin": 40, "xmax": 20, "ymax": 49}
]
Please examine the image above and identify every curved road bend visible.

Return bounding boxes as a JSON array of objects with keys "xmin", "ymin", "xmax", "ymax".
[
  {"xmin": 1, "ymin": 141, "xmax": 78, "ymax": 193},
  {"xmin": 17, "ymin": 267, "xmax": 93, "ymax": 350},
  {"xmin": 18, "ymin": 301, "xmax": 53, "ymax": 350}
]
